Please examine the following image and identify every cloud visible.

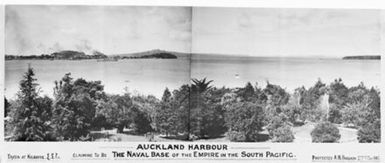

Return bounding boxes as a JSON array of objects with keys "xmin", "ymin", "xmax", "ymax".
[
  {"xmin": 5, "ymin": 6, "xmax": 193, "ymax": 55},
  {"xmin": 75, "ymin": 39, "xmax": 93, "ymax": 54},
  {"xmin": 192, "ymin": 7, "xmax": 381, "ymax": 57},
  {"xmin": 169, "ymin": 31, "xmax": 191, "ymax": 42},
  {"xmin": 5, "ymin": 8, "xmax": 30, "ymax": 54}
]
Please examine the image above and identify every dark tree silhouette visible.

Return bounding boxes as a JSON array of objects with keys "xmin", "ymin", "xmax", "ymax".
[
  {"xmin": 191, "ymin": 78, "xmax": 213, "ymax": 94},
  {"xmin": 10, "ymin": 67, "xmax": 53, "ymax": 141}
]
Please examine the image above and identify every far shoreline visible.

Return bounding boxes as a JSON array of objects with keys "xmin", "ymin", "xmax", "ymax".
[
  {"xmin": 5, "ymin": 49, "xmax": 381, "ymax": 61},
  {"xmin": 342, "ymin": 55, "xmax": 380, "ymax": 60}
]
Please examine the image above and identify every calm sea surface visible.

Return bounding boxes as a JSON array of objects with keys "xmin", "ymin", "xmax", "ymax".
[{"xmin": 5, "ymin": 55, "xmax": 380, "ymax": 99}]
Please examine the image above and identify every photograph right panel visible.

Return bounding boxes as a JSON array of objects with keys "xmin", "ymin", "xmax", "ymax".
[{"xmin": 190, "ymin": 7, "xmax": 381, "ymax": 143}]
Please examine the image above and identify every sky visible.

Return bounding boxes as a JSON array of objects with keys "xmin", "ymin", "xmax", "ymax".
[
  {"xmin": 5, "ymin": 6, "xmax": 382, "ymax": 57},
  {"xmin": 5, "ymin": 5, "xmax": 192, "ymax": 55},
  {"xmin": 192, "ymin": 7, "xmax": 382, "ymax": 57}
]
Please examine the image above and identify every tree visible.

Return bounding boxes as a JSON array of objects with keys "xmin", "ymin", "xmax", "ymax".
[
  {"xmin": 172, "ymin": 84, "xmax": 191, "ymax": 139},
  {"xmin": 281, "ymin": 92, "xmax": 303, "ymax": 124},
  {"xmin": 72, "ymin": 78, "xmax": 107, "ymax": 101},
  {"xmin": 131, "ymin": 95, "xmax": 157, "ymax": 134},
  {"xmin": 262, "ymin": 82, "xmax": 290, "ymax": 123},
  {"xmin": 35, "ymin": 96, "xmax": 54, "ymax": 123},
  {"xmin": 225, "ymin": 102, "xmax": 264, "ymax": 142},
  {"xmin": 357, "ymin": 119, "xmax": 380, "ymax": 143},
  {"xmin": 190, "ymin": 78, "xmax": 212, "ymax": 138},
  {"xmin": 347, "ymin": 82, "xmax": 368, "ymax": 104},
  {"xmin": 366, "ymin": 88, "xmax": 380, "ymax": 123},
  {"xmin": 10, "ymin": 67, "xmax": 54, "ymax": 141},
  {"xmin": 328, "ymin": 104, "xmax": 343, "ymax": 124},
  {"xmin": 190, "ymin": 78, "xmax": 227, "ymax": 139},
  {"xmin": 238, "ymin": 82, "xmax": 255, "ymax": 102},
  {"xmin": 51, "ymin": 73, "xmax": 98, "ymax": 140},
  {"xmin": 328, "ymin": 79, "xmax": 348, "ymax": 123},
  {"xmin": 341, "ymin": 95, "xmax": 375, "ymax": 127},
  {"xmin": 155, "ymin": 88, "xmax": 172, "ymax": 133},
  {"xmin": 262, "ymin": 82, "xmax": 290, "ymax": 107},
  {"xmin": 341, "ymin": 102, "xmax": 362, "ymax": 127},
  {"xmin": 311, "ymin": 122, "xmax": 341, "ymax": 143},
  {"xmin": 328, "ymin": 78, "xmax": 349, "ymax": 107},
  {"xmin": 161, "ymin": 88, "xmax": 172, "ymax": 103},
  {"xmin": 195, "ymin": 89, "xmax": 227, "ymax": 138},
  {"xmin": 155, "ymin": 88, "xmax": 180, "ymax": 136},
  {"xmin": 4, "ymin": 97, "xmax": 10, "ymax": 117},
  {"xmin": 191, "ymin": 78, "xmax": 213, "ymax": 94},
  {"xmin": 132, "ymin": 107, "xmax": 153, "ymax": 134},
  {"xmin": 300, "ymin": 79, "xmax": 327, "ymax": 122},
  {"xmin": 98, "ymin": 94, "xmax": 136, "ymax": 133}
]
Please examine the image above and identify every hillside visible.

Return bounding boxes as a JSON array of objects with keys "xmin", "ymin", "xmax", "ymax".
[
  {"xmin": 342, "ymin": 55, "xmax": 380, "ymax": 60},
  {"xmin": 5, "ymin": 50, "xmax": 108, "ymax": 60},
  {"xmin": 116, "ymin": 49, "xmax": 190, "ymax": 59}
]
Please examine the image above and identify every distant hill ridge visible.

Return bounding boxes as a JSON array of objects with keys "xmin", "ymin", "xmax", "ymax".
[
  {"xmin": 5, "ymin": 49, "xmax": 184, "ymax": 60},
  {"xmin": 342, "ymin": 55, "xmax": 380, "ymax": 60},
  {"xmin": 5, "ymin": 49, "xmax": 381, "ymax": 60},
  {"xmin": 5, "ymin": 50, "xmax": 108, "ymax": 60},
  {"xmin": 115, "ymin": 49, "xmax": 189, "ymax": 59}
]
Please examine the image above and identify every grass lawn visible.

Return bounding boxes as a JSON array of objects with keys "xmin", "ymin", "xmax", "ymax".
[
  {"xmin": 293, "ymin": 123, "xmax": 358, "ymax": 143},
  {"xmin": 91, "ymin": 123, "xmax": 358, "ymax": 143}
]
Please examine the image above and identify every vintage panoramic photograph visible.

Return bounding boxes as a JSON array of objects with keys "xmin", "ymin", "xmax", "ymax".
[{"xmin": 4, "ymin": 6, "xmax": 381, "ymax": 143}]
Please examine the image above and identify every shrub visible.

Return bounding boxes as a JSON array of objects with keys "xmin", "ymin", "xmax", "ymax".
[
  {"xmin": 228, "ymin": 131, "xmax": 246, "ymax": 142},
  {"xmin": 357, "ymin": 120, "xmax": 380, "ymax": 143},
  {"xmin": 311, "ymin": 122, "xmax": 341, "ymax": 143},
  {"xmin": 266, "ymin": 114, "xmax": 289, "ymax": 136},
  {"xmin": 225, "ymin": 102, "xmax": 264, "ymax": 142},
  {"xmin": 266, "ymin": 114, "xmax": 295, "ymax": 142},
  {"xmin": 271, "ymin": 125, "xmax": 295, "ymax": 142}
]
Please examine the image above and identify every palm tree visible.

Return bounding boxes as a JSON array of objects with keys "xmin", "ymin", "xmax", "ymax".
[
  {"xmin": 187, "ymin": 78, "xmax": 213, "ymax": 140},
  {"xmin": 191, "ymin": 78, "xmax": 213, "ymax": 94}
]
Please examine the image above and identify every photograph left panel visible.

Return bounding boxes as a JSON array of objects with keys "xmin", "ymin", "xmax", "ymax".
[{"xmin": 4, "ymin": 5, "xmax": 192, "ymax": 142}]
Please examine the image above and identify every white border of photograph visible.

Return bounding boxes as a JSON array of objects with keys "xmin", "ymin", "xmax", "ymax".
[{"xmin": 1, "ymin": 0, "xmax": 385, "ymax": 163}]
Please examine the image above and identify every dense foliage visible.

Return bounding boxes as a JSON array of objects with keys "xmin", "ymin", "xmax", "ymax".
[
  {"xmin": 225, "ymin": 102, "xmax": 264, "ymax": 142},
  {"xmin": 51, "ymin": 73, "xmax": 99, "ymax": 140},
  {"xmin": 8, "ymin": 68, "xmax": 54, "ymax": 141},
  {"xmin": 5, "ymin": 68, "xmax": 380, "ymax": 143},
  {"xmin": 266, "ymin": 114, "xmax": 294, "ymax": 142},
  {"xmin": 357, "ymin": 119, "xmax": 380, "ymax": 143},
  {"xmin": 311, "ymin": 122, "xmax": 341, "ymax": 143}
]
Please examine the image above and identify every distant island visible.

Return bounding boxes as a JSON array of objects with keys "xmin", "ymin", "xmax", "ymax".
[
  {"xmin": 342, "ymin": 55, "xmax": 380, "ymax": 60},
  {"xmin": 5, "ymin": 50, "xmax": 108, "ymax": 60},
  {"xmin": 5, "ymin": 49, "xmax": 178, "ymax": 61},
  {"xmin": 120, "ymin": 49, "xmax": 177, "ymax": 59}
]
